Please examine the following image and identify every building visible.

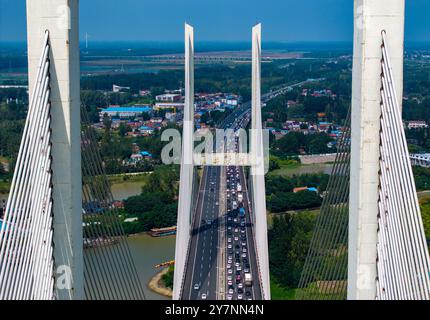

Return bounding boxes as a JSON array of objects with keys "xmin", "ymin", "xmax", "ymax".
[
  {"xmin": 138, "ymin": 126, "xmax": 155, "ymax": 135},
  {"xmin": 156, "ymin": 93, "xmax": 182, "ymax": 102},
  {"xmin": 293, "ymin": 186, "xmax": 318, "ymax": 193},
  {"xmin": 99, "ymin": 106, "xmax": 152, "ymax": 120},
  {"xmin": 112, "ymin": 84, "xmax": 130, "ymax": 92},
  {"xmin": 407, "ymin": 121, "xmax": 428, "ymax": 130},
  {"xmin": 139, "ymin": 90, "xmax": 150, "ymax": 97}
]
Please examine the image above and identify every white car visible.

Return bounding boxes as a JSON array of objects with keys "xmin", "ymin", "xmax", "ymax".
[
  {"xmin": 228, "ymin": 269, "xmax": 233, "ymax": 275},
  {"xmin": 227, "ymin": 264, "xmax": 231, "ymax": 269},
  {"xmin": 228, "ymin": 259, "xmax": 232, "ymax": 264},
  {"xmin": 227, "ymin": 275, "xmax": 233, "ymax": 281},
  {"xmin": 237, "ymin": 265, "xmax": 242, "ymax": 271},
  {"xmin": 238, "ymin": 283, "xmax": 243, "ymax": 289},
  {"xmin": 228, "ymin": 238, "xmax": 232, "ymax": 243},
  {"xmin": 228, "ymin": 280, "xmax": 233, "ymax": 286},
  {"xmin": 234, "ymin": 228, "xmax": 239, "ymax": 233},
  {"xmin": 228, "ymin": 244, "xmax": 232, "ymax": 249},
  {"xmin": 234, "ymin": 236, "xmax": 239, "ymax": 241},
  {"xmin": 235, "ymin": 262, "xmax": 240, "ymax": 267},
  {"xmin": 228, "ymin": 289, "xmax": 234, "ymax": 295},
  {"xmin": 242, "ymin": 253, "xmax": 247, "ymax": 259},
  {"xmin": 201, "ymin": 293, "xmax": 207, "ymax": 300},
  {"xmin": 237, "ymin": 294, "xmax": 243, "ymax": 300},
  {"xmin": 194, "ymin": 283, "xmax": 200, "ymax": 290},
  {"xmin": 227, "ymin": 294, "xmax": 233, "ymax": 300}
]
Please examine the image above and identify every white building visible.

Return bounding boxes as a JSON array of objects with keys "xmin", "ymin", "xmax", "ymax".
[
  {"xmin": 156, "ymin": 93, "xmax": 182, "ymax": 102},
  {"xmin": 407, "ymin": 120, "xmax": 428, "ymax": 130},
  {"xmin": 113, "ymin": 84, "xmax": 131, "ymax": 93}
]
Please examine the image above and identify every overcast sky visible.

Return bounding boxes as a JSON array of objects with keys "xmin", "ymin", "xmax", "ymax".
[{"xmin": 0, "ymin": 0, "xmax": 429, "ymax": 42}]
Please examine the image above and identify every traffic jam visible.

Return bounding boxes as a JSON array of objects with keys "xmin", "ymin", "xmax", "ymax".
[
  {"xmin": 223, "ymin": 111, "xmax": 255, "ymax": 300},
  {"xmin": 225, "ymin": 166, "xmax": 253, "ymax": 300}
]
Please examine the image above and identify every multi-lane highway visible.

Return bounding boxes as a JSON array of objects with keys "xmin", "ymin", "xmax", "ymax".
[
  {"xmin": 181, "ymin": 80, "xmax": 323, "ymax": 300},
  {"xmin": 182, "ymin": 166, "xmax": 221, "ymax": 300}
]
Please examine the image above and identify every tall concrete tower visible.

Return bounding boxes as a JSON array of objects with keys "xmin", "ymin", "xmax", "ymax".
[
  {"xmin": 173, "ymin": 23, "xmax": 195, "ymax": 300},
  {"xmin": 26, "ymin": 0, "xmax": 83, "ymax": 299},
  {"xmin": 348, "ymin": 0, "xmax": 405, "ymax": 300}
]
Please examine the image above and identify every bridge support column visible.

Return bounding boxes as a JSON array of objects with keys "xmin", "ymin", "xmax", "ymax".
[
  {"xmin": 27, "ymin": 0, "xmax": 83, "ymax": 299},
  {"xmin": 348, "ymin": 0, "xmax": 405, "ymax": 300},
  {"xmin": 250, "ymin": 23, "xmax": 271, "ymax": 300},
  {"xmin": 173, "ymin": 23, "xmax": 195, "ymax": 300}
]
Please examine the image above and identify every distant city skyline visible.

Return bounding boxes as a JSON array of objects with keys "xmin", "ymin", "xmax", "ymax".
[{"xmin": 1, "ymin": 0, "xmax": 430, "ymax": 43}]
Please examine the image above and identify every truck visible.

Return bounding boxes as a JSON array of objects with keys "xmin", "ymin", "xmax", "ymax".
[
  {"xmin": 244, "ymin": 273, "xmax": 253, "ymax": 287},
  {"xmin": 232, "ymin": 201, "xmax": 238, "ymax": 210},
  {"xmin": 238, "ymin": 192, "xmax": 243, "ymax": 203}
]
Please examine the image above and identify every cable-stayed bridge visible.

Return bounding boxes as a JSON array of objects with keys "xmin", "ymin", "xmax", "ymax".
[{"xmin": 0, "ymin": 0, "xmax": 429, "ymax": 300}]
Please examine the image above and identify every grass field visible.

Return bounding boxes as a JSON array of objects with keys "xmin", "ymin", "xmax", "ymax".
[{"xmin": 269, "ymin": 162, "xmax": 333, "ymax": 177}]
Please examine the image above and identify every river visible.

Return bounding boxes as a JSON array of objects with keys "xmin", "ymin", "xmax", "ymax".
[
  {"xmin": 110, "ymin": 179, "xmax": 177, "ymax": 300},
  {"xmin": 126, "ymin": 234, "xmax": 176, "ymax": 300}
]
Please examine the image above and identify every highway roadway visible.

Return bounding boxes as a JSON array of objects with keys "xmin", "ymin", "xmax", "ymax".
[
  {"xmin": 182, "ymin": 166, "xmax": 221, "ymax": 300},
  {"xmin": 181, "ymin": 79, "xmax": 323, "ymax": 300}
]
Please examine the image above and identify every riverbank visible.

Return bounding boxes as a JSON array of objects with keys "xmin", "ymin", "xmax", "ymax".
[{"xmin": 148, "ymin": 267, "xmax": 173, "ymax": 298}]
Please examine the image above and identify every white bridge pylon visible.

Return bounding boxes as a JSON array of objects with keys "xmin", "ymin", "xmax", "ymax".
[{"xmin": 173, "ymin": 23, "xmax": 271, "ymax": 300}]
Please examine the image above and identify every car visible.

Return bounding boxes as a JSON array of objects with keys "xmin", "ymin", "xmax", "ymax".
[
  {"xmin": 240, "ymin": 229, "xmax": 245, "ymax": 234},
  {"xmin": 234, "ymin": 236, "xmax": 239, "ymax": 241},
  {"xmin": 244, "ymin": 267, "xmax": 250, "ymax": 273},
  {"xmin": 242, "ymin": 248, "xmax": 247, "ymax": 253},
  {"xmin": 227, "ymin": 238, "xmax": 232, "ymax": 243},
  {"xmin": 237, "ymin": 294, "xmax": 243, "ymax": 300},
  {"xmin": 228, "ymin": 259, "xmax": 232, "ymax": 264},
  {"xmin": 228, "ymin": 255, "xmax": 233, "ymax": 260},
  {"xmin": 235, "ymin": 262, "xmax": 240, "ymax": 267},
  {"xmin": 228, "ymin": 288, "xmax": 234, "ymax": 295},
  {"xmin": 238, "ymin": 288, "xmax": 244, "ymax": 294},
  {"xmin": 236, "ymin": 275, "xmax": 241, "ymax": 281},
  {"xmin": 228, "ymin": 269, "xmax": 233, "ymax": 275},
  {"xmin": 201, "ymin": 293, "xmax": 207, "ymax": 300},
  {"xmin": 194, "ymin": 283, "xmax": 200, "ymax": 290},
  {"xmin": 228, "ymin": 244, "xmax": 232, "ymax": 249},
  {"xmin": 227, "ymin": 275, "xmax": 233, "ymax": 281},
  {"xmin": 236, "ymin": 271, "xmax": 241, "ymax": 276},
  {"xmin": 227, "ymin": 294, "xmax": 233, "ymax": 300},
  {"xmin": 228, "ymin": 280, "xmax": 233, "ymax": 286},
  {"xmin": 235, "ymin": 245, "xmax": 240, "ymax": 250},
  {"xmin": 227, "ymin": 264, "xmax": 231, "ymax": 269},
  {"xmin": 241, "ymin": 241, "xmax": 246, "ymax": 246},
  {"xmin": 246, "ymin": 291, "xmax": 251, "ymax": 297},
  {"xmin": 237, "ymin": 265, "xmax": 242, "ymax": 271},
  {"xmin": 234, "ymin": 228, "xmax": 239, "ymax": 233},
  {"xmin": 238, "ymin": 283, "xmax": 243, "ymax": 289}
]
